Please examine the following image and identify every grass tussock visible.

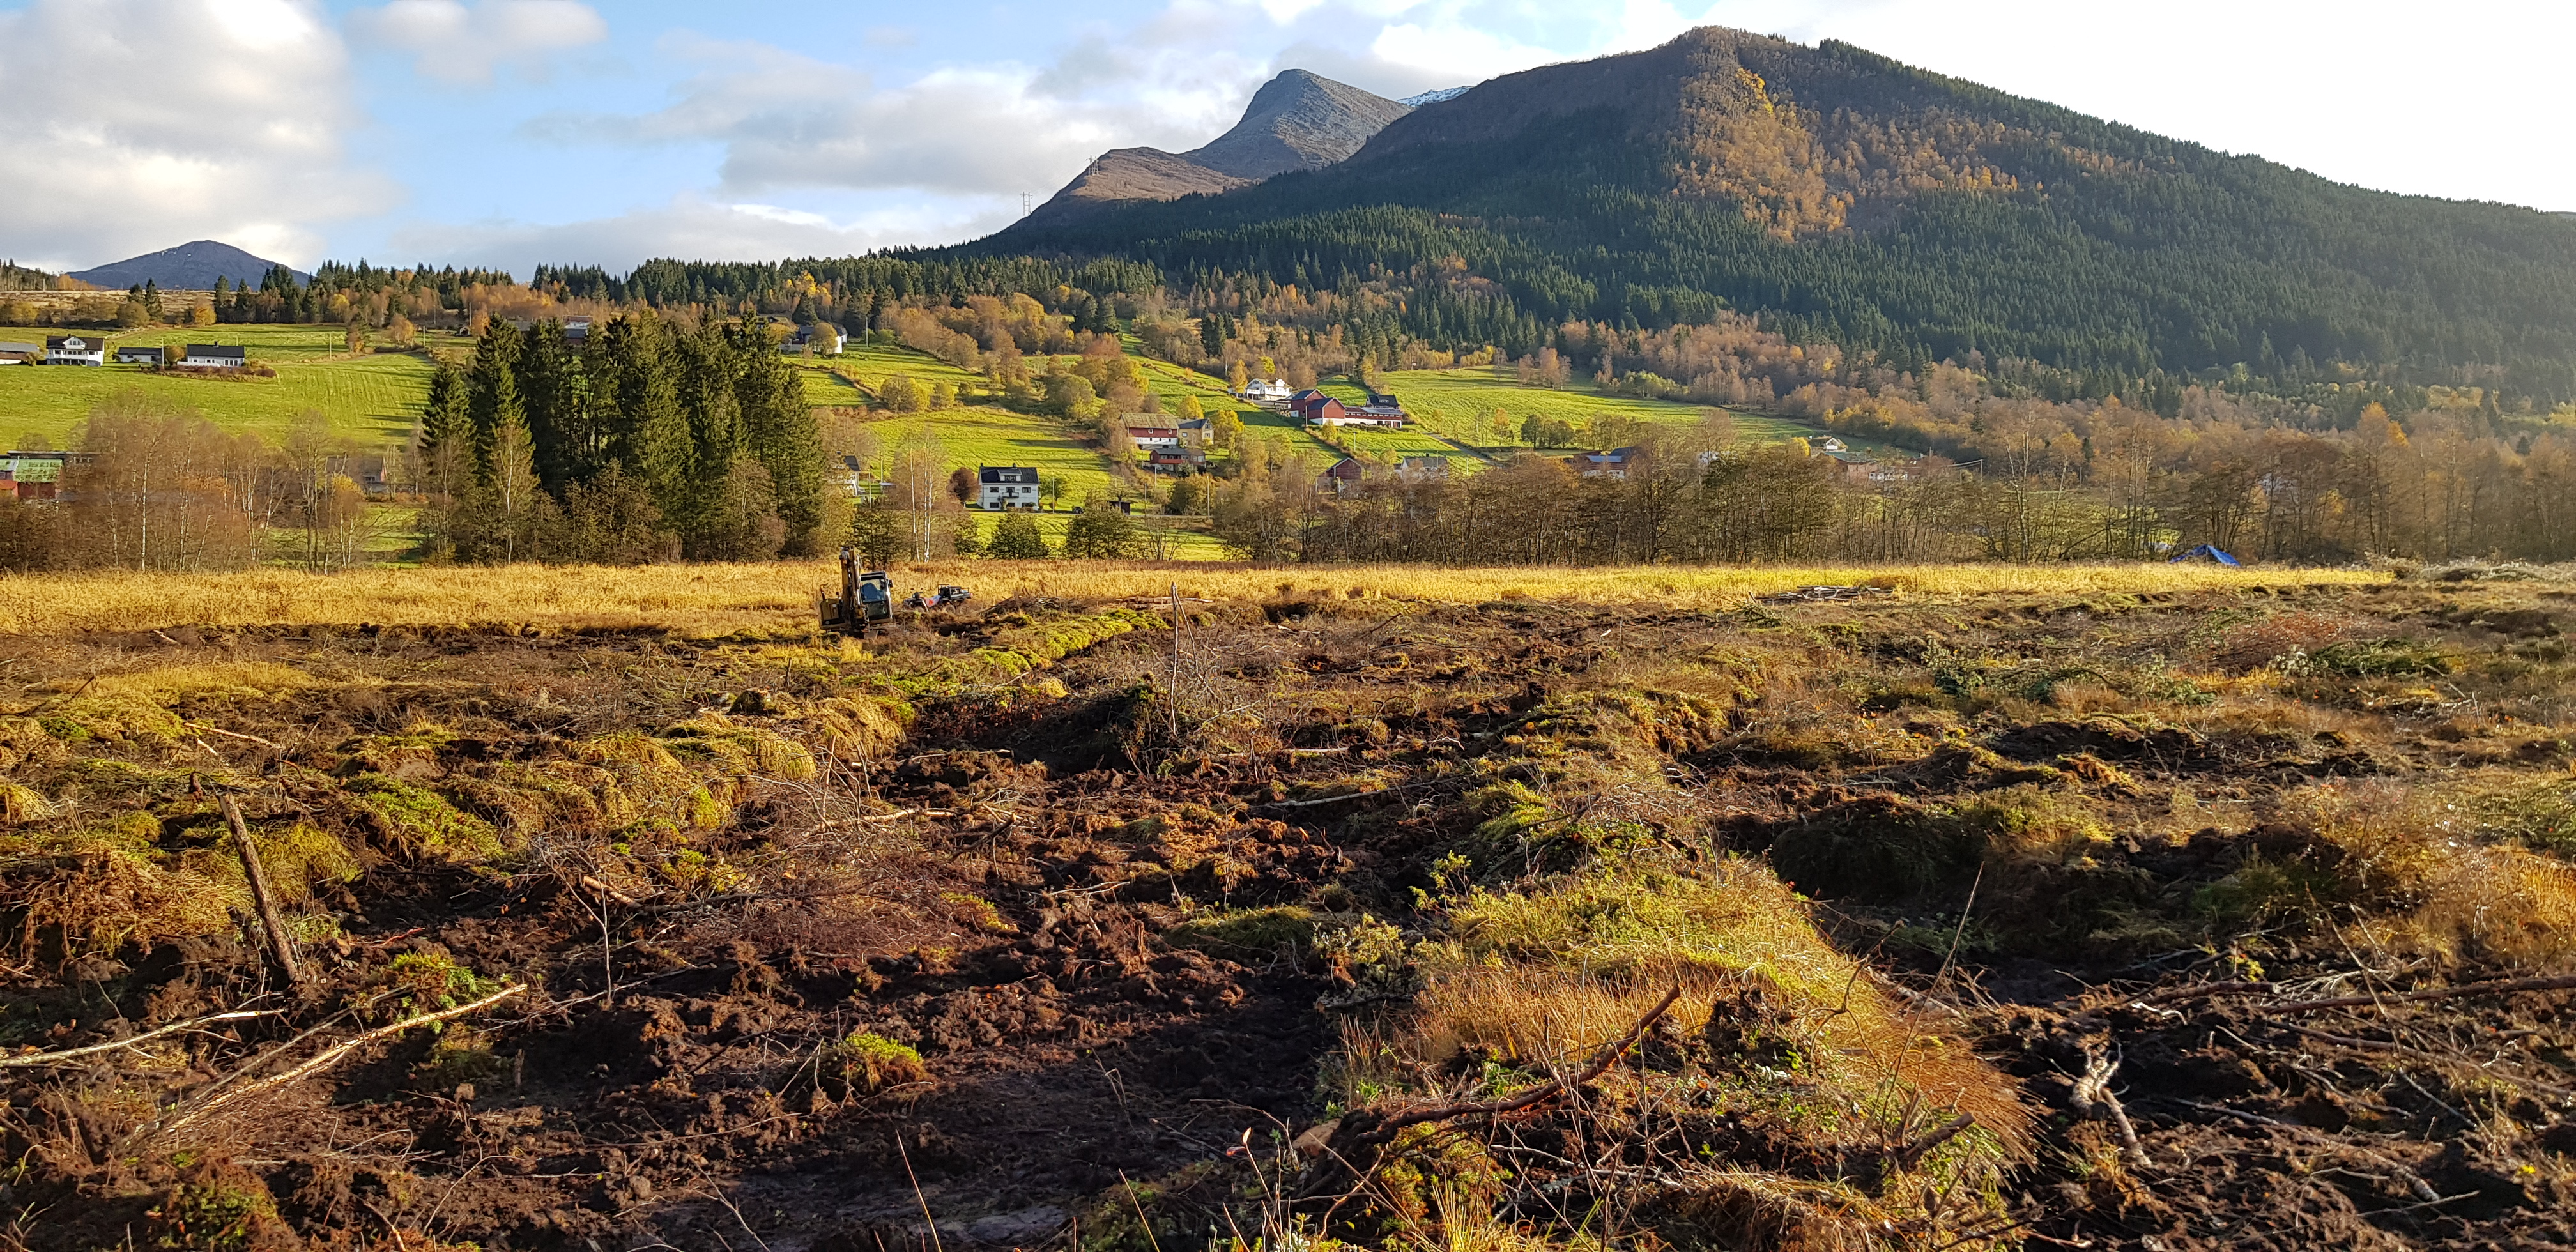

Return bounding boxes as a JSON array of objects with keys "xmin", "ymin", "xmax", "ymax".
[
  {"xmin": 0, "ymin": 561, "xmax": 2381, "ymax": 636},
  {"xmin": 2210, "ymin": 779, "xmax": 2576, "ymax": 962},
  {"xmin": 52, "ymin": 661, "xmax": 328, "ymax": 744},
  {"xmin": 1406, "ymin": 862, "xmax": 2029, "ymax": 1149}
]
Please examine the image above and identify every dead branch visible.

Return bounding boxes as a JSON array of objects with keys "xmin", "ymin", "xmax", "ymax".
[
  {"xmin": 190, "ymin": 722, "xmax": 284, "ymax": 750},
  {"xmin": 1892, "ymin": 1112, "xmax": 1977, "ymax": 1172},
  {"xmin": 1355, "ymin": 985, "xmax": 1683, "ymax": 1147},
  {"xmin": 2066, "ymin": 970, "xmax": 2576, "ymax": 1028},
  {"xmin": 223, "ymin": 795, "xmax": 301, "ymax": 986},
  {"xmin": 815, "ymin": 809, "xmax": 955, "ymax": 827},
  {"xmin": 0, "ymin": 1009, "xmax": 285, "ymax": 1068},
  {"xmin": 2069, "ymin": 1046, "xmax": 2153, "ymax": 1171},
  {"xmin": 2062, "ymin": 980, "xmax": 2276, "ymax": 1027},
  {"xmin": 627, "ymin": 883, "xmax": 894, "ymax": 919},
  {"xmin": 2277, "ymin": 1023, "xmax": 2576, "ymax": 1098},
  {"xmin": 162, "ymin": 984, "xmax": 525, "ymax": 1134},
  {"xmin": 2262, "ymin": 972, "xmax": 2576, "ymax": 1016},
  {"xmin": 577, "ymin": 875, "xmax": 643, "ymax": 908}
]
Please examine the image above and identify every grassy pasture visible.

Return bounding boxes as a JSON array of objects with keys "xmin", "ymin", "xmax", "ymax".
[
  {"xmin": 0, "ymin": 560, "xmax": 2386, "ymax": 637},
  {"xmin": 877, "ymin": 408, "xmax": 1123, "ymax": 503},
  {"xmin": 0, "ymin": 324, "xmax": 440, "ymax": 448},
  {"xmin": 1372, "ymin": 363, "xmax": 1834, "ymax": 450}
]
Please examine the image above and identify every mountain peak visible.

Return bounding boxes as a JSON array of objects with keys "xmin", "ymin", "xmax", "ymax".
[
  {"xmin": 1009, "ymin": 70, "xmax": 1410, "ymax": 232},
  {"xmin": 1183, "ymin": 70, "xmax": 1412, "ymax": 180},
  {"xmin": 69, "ymin": 240, "xmax": 307, "ymax": 291}
]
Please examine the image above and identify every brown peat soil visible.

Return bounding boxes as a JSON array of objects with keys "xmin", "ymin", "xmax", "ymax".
[{"xmin": 3, "ymin": 562, "xmax": 2574, "ymax": 1252}]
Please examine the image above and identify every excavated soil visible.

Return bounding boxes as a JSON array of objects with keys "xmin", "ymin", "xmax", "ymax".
[{"xmin": 4, "ymin": 579, "xmax": 2576, "ymax": 1251}]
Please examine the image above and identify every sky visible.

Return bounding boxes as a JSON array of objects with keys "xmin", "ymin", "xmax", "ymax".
[{"xmin": 3, "ymin": 0, "xmax": 2570, "ymax": 278}]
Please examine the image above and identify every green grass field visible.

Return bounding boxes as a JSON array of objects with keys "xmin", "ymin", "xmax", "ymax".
[
  {"xmin": 832, "ymin": 342, "xmax": 987, "ymax": 393},
  {"xmin": 0, "ymin": 324, "xmax": 442, "ymax": 448},
  {"xmin": 793, "ymin": 362, "xmax": 868, "ymax": 408},
  {"xmin": 886, "ymin": 407, "xmax": 1123, "ymax": 504},
  {"xmin": 988, "ymin": 511, "xmax": 1230, "ymax": 560},
  {"xmin": 1365, "ymin": 365, "xmax": 1838, "ymax": 450}
]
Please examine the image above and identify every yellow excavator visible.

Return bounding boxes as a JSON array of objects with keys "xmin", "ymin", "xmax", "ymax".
[{"xmin": 818, "ymin": 547, "xmax": 894, "ymax": 635}]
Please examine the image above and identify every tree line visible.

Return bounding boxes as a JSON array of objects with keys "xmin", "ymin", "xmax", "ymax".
[
  {"xmin": 417, "ymin": 316, "xmax": 828, "ymax": 564},
  {"xmin": 0, "ymin": 396, "xmax": 388, "ymax": 575}
]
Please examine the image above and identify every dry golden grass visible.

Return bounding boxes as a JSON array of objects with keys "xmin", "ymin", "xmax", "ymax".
[
  {"xmin": 1402, "ymin": 860, "xmax": 2031, "ymax": 1150},
  {"xmin": 0, "ymin": 560, "xmax": 2385, "ymax": 636},
  {"xmin": 2275, "ymin": 779, "xmax": 2576, "ymax": 963}
]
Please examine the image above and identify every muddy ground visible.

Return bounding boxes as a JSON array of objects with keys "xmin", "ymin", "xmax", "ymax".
[{"xmin": 4, "ymin": 574, "xmax": 2576, "ymax": 1251}]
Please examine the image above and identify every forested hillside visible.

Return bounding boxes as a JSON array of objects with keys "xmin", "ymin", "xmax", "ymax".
[{"xmin": 977, "ymin": 27, "xmax": 2576, "ymax": 404}]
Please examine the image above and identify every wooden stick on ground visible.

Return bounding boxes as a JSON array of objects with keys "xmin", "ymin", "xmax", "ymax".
[
  {"xmin": 1358, "ymin": 985, "xmax": 1683, "ymax": 1147},
  {"xmin": 2071, "ymin": 1046, "xmax": 2153, "ymax": 1170},
  {"xmin": 2262, "ymin": 972, "xmax": 2576, "ymax": 1016},
  {"xmin": 0, "ymin": 1009, "xmax": 285, "ymax": 1069},
  {"xmin": 190, "ymin": 722, "xmax": 284, "ymax": 750},
  {"xmin": 163, "ymin": 984, "xmax": 525, "ymax": 1134},
  {"xmin": 222, "ymin": 795, "xmax": 300, "ymax": 986}
]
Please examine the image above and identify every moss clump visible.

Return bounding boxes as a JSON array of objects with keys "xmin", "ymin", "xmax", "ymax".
[
  {"xmin": 0, "ymin": 781, "xmax": 54, "ymax": 825},
  {"xmin": 659, "ymin": 712, "xmax": 818, "ymax": 781},
  {"xmin": 0, "ymin": 715, "xmax": 73, "ymax": 769},
  {"xmin": 2296, "ymin": 637, "xmax": 2452, "ymax": 678},
  {"xmin": 383, "ymin": 950, "xmax": 499, "ymax": 1018},
  {"xmin": 148, "ymin": 1167, "xmax": 292, "ymax": 1252},
  {"xmin": 941, "ymin": 890, "xmax": 1016, "ymax": 935},
  {"xmin": 334, "ymin": 721, "xmax": 456, "ymax": 777},
  {"xmin": 834, "ymin": 1031, "xmax": 928, "ymax": 1090},
  {"xmin": 1169, "ymin": 905, "xmax": 1330, "ymax": 955},
  {"xmin": 345, "ymin": 774, "xmax": 505, "ymax": 862},
  {"xmin": 174, "ymin": 820, "xmax": 360, "ymax": 907},
  {"xmin": 418, "ymin": 1023, "xmax": 503, "ymax": 1087}
]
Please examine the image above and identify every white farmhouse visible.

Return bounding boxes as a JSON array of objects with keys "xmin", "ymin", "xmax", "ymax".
[
  {"xmin": 43, "ymin": 335, "xmax": 103, "ymax": 366},
  {"xmin": 978, "ymin": 465, "xmax": 1041, "ymax": 510},
  {"xmin": 182, "ymin": 344, "xmax": 249, "ymax": 369}
]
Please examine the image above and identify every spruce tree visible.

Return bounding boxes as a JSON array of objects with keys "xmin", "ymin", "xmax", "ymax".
[
  {"xmin": 594, "ymin": 314, "xmax": 692, "ymax": 523},
  {"xmin": 672, "ymin": 324, "xmax": 749, "ymax": 555},
  {"xmin": 517, "ymin": 318, "xmax": 590, "ymax": 493},
  {"xmin": 419, "ymin": 362, "xmax": 470, "ymax": 501},
  {"xmin": 727, "ymin": 316, "xmax": 827, "ymax": 555},
  {"xmin": 464, "ymin": 320, "xmax": 526, "ymax": 492},
  {"xmin": 986, "ymin": 510, "xmax": 1050, "ymax": 560}
]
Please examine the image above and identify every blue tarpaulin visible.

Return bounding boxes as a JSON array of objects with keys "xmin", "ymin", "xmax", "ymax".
[{"xmin": 2168, "ymin": 544, "xmax": 2242, "ymax": 566}]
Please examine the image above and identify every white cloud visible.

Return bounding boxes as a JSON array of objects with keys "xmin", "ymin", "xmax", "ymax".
[
  {"xmin": 530, "ymin": 29, "xmax": 1258, "ymax": 200},
  {"xmin": 351, "ymin": 0, "xmax": 608, "ymax": 85},
  {"xmin": 388, "ymin": 193, "xmax": 1016, "ymax": 273},
  {"xmin": 0, "ymin": 0, "xmax": 395, "ymax": 271},
  {"xmin": 1367, "ymin": 21, "xmax": 1565, "ymax": 84}
]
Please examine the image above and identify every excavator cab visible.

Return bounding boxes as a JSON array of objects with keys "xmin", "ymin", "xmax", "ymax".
[{"xmin": 819, "ymin": 548, "xmax": 894, "ymax": 635}]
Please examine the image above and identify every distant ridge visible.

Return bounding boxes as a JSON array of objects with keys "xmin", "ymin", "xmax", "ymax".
[
  {"xmin": 1008, "ymin": 70, "xmax": 1411, "ymax": 232},
  {"xmin": 70, "ymin": 240, "xmax": 307, "ymax": 290},
  {"xmin": 977, "ymin": 26, "xmax": 2576, "ymax": 398},
  {"xmin": 1399, "ymin": 86, "xmax": 1469, "ymax": 107}
]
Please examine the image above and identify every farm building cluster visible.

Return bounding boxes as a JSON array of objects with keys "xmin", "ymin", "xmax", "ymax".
[{"xmin": 0, "ymin": 337, "xmax": 247, "ymax": 369}]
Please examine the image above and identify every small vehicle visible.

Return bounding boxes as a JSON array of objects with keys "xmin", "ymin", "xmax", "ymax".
[
  {"xmin": 935, "ymin": 584, "xmax": 973, "ymax": 607},
  {"xmin": 819, "ymin": 548, "xmax": 893, "ymax": 635}
]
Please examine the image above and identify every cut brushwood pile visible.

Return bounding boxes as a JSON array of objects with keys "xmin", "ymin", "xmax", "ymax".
[{"xmin": 4, "ymin": 569, "xmax": 2576, "ymax": 1252}]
